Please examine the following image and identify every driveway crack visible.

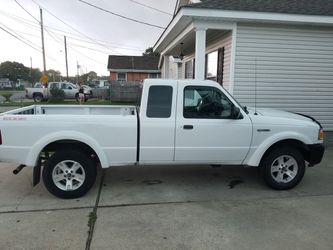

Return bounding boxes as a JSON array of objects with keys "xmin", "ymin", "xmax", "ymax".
[{"xmin": 85, "ymin": 170, "xmax": 105, "ymax": 250}]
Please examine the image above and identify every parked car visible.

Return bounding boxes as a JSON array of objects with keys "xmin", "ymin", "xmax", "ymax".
[
  {"xmin": 25, "ymin": 82, "xmax": 91, "ymax": 102},
  {"xmin": 1, "ymin": 79, "xmax": 324, "ymax": 198},
  {"xmin": 82, "ymin": 85, "xmax": 93, "ymax": 98},
  {"xmin": 33, "ymin": 82, "xmax": 43, "ymax": 88}
]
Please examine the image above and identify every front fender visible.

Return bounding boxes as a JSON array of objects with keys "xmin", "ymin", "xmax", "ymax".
[
  {"xmin": 26, "ymin": 130, "xmax": 109, "ymax": 168},
  {"xmin": 245, "ymin": 131, "xmax": 312, "ymax": 167}
]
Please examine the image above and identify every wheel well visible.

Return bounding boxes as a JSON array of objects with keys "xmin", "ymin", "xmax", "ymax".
[
  {"xmin": 260, "ymin": 139, "xmax": 309, "ymax": 166},
  {"xmin": 41, "ymin": 139, "xmax": 100, "ymax": 165},
  {"xmin": 33, "ymin": 92, "xmax": 43, "ymax": 97}
]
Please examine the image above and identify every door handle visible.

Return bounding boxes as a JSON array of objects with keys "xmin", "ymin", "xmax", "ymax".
[{"xmin": 183, "ymin": 125, "xmax": 193, "ymax": 130}]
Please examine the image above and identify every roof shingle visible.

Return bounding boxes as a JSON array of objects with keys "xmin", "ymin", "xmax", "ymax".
[
  {"xmin": 186, "ymin": 0, "xmax": 333, "ymax": 16},
  {"xmin": 107, "ymin": 55, "xmax": 160, "ymax": 71}
]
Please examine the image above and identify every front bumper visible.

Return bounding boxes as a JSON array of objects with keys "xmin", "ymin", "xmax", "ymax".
[{"xmin": 307, "ymin": 143, "xmax": 325, "ymax": 166}]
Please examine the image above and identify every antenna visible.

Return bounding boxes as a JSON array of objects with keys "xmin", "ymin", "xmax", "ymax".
[{"xmin": 254, "ymin": 57, "xmax": 258, "ymax": 115}]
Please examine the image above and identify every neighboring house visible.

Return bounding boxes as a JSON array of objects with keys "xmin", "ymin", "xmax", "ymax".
[
  {"xmin": 154, "ymin": 0, "xmax": 333, "ymax": 131},
  {"xmin": 107, "ymin": 55, "xmax": 161, "ymax": 82}
]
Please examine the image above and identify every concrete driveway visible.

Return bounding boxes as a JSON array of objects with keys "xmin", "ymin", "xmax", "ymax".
[{"xmin": 0, "ymin": 148, "xmax": 332, "ymax": 249}]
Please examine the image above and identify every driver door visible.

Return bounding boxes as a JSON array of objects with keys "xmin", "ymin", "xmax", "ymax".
[
  {"xmin": 61, "ymin": 83, "xmax": 75, "ymax": 98},
  {"xmin": 175, "ymin": 84, "xmax": 252, "ymax": 164}
]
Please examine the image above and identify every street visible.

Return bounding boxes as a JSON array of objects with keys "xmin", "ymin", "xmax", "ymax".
[{"xmin": 0, "ymin": 148, "xmax": 332, "ymax": 249}]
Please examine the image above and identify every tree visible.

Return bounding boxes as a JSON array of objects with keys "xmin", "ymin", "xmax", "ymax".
[
  {"xmin": 142, "ymin": 47, "xmax": 160, "ymax": 57},
  {"xmin": 80, "ymin": 71, "xmax": 98, "ymax": 83},
  {"xmin": 0, "ymin": 61, "xmax": 30, "ymax": 87},
  {"xmin": 46, "ymin": 69, "xmax": 62, "ymax": 82},
  {"xmin": 31, "ymin": 68, "xmax": 42, "ymax": 83}
]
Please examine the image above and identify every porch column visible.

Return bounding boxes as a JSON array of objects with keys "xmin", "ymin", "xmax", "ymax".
[
  {"xmin": 194, "ymin": 27, "xmax": 206, "ymax": 80},
  {"xmin": 163, "ymin": 55, "xmax": 170, "ymax": 78}
]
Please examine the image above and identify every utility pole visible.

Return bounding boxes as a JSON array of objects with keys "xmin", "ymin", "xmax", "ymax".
[
  {"xmin": 76, "ymin": 61, "xmax": 79, "ymax": 83},
  {"xmin": 64, "ymin": 36, "xmax": 69, "ymax": 80},
  {"xmin": 40, "ymin": 8, "xmax": 46, "ymax": 74},
  {"xmin": 30, "ymin": 56, "xmax": 32, "ymax": 87}
]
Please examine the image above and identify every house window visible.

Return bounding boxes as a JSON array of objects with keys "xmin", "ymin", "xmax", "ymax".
[
  {"xmin": 185, "ymin": 60, "xmax": 194, "ymax": 79},
  {"xmin": 148, "ymin": 73, "xmax": 158, "ymax": 79},
  {"xmin": 206, "ymin": 51, "xmax": 218, "ymax": 81},
  {"xmin": 117, "ymin": 73, "xmax": 126, "ymax": 81}
]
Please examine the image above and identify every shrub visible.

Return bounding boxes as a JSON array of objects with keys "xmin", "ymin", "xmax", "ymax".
[
  {"xmin": 49, "ymin": 88, "xmax": 65, "ymax": 103},
  {"xmin": 1, "ymin": 92, "xmax": 14, "ymax": 102}
]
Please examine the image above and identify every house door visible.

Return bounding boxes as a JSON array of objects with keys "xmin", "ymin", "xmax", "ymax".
[{"xmin": 217, "ymin": 47, "xmax": 224, "ymax": 85}]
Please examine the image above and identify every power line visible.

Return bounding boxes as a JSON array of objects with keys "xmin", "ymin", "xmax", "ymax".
[
  {"xmin": 1, "ymin": 22, "xmax": 41, "ymax": 50},
  {"xmin": 0, "ymin": 10, "xmax": 145, "ymax": 51},
  {"xmin": 0, "ymin": 25, "xmax": 41, "ymax": 52},
  {"xmin": 13, "ymin": 0, "xmax": 62, "ymax": 45},
  {"xmin": 31, "ymin": 0, "xmax": 122, "ymax": 55},
  {"xmin": 14, "ymin": 0, "xmax": 40, "ymax": 23},
  {"xmin": 0, "ymin": 23, "xmax": 60, "ymax": 64},
  {"xmin": 68, "ymin": 42, "xmax": 140, "ymax": 53},
  {"xmin": 68, "ymin": 45, "xmax": 106, "ymax": 66},
  {"xmin": 78, "ymin": 0, "xmax": 165, "ymax": 29},
  {"xmin": 129, "ymin": 0, "xmax": 173, "ymax": 16}
]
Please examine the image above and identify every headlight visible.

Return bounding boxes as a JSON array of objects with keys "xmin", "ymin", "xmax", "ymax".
[{"xmin": 318, "ymin": 129, "xmax": 324, "ymax": 140}]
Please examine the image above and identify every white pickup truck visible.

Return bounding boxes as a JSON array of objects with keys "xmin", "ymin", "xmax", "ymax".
[
  {"xmin": 0, "ymin": 79, "xmax": 325, "ymax": 198},
  {"xmin": 25, "ymin": 82, "xmax": 91, "ymax": 102}
]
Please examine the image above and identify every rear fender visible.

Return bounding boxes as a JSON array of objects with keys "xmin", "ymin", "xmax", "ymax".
[{"xmin": 26, "ymin": 131, "xmax": 109, "ymax": 168}]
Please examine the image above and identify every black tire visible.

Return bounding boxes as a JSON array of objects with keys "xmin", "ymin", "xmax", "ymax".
[
  {"xmin": 42, "ymin": 150, "xmax": 97, "ymax": 199},
  {"xmin": 260, "ymin": 147, "xmax": 305, "ymax": 190},
  {"xmin": 33, "ymin": 93, "xmax": 43, "ymax": 102}
]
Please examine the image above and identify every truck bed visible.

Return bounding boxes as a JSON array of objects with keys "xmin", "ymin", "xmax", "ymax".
[{"xmin": 0, "ymin": 105, "xmax": 138, "ymax": 167}]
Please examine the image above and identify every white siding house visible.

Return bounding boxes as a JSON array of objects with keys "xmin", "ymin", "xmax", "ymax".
[{"xmin": 154, "ymin": 0, "xmax": 333, "ymax": 131}]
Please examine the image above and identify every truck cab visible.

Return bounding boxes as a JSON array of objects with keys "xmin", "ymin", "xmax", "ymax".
[{"xmin": 139, "ymin": 79, "xmax": 252, "ymax": 165}]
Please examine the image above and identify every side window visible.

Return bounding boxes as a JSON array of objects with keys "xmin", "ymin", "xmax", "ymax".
[
  {"xmin": 183, "ymin": 86, "xmax": 233, "ymax": 119},
  {"xmin": 61, "ymin": 83, "xmax": 68, "ymax": 89},
  {"xmin": 49, "ymin": 83, "xmax": 58, "ymax": 89},
  {"xmin": 146, "ymin": 86, "xmax": 173, "ymax": 118}
]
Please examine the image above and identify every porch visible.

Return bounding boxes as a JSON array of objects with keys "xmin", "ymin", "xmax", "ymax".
[{"xmin": 154, "ymin": 19, "xmax": 237, "ymax": 93}]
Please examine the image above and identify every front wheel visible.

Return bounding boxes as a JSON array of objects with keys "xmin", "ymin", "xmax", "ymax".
[
  {"xmin": 260, "ymin": 147, "xmax": 305, "ymax": 190},
  {"xmin": 42, "ymin": 150, "xmax": 97, "ymax": 199}
]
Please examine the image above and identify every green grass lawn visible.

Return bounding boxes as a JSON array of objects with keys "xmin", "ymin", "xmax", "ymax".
[{"xmin": 0, "ymin": 90, "xmax": 24, "ymax": 95}]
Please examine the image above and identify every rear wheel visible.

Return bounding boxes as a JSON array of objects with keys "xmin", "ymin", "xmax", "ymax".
[
  {"xmin": 260, "ymin": 147, "xmax": 305, "ymax": 190},
  {"xmin": 42, "ymin": 150, "xmax": 97, "ymax": 199},
  {"xmin": 33, "ymin": 93, "xmax": 43, "ymax": 102}
]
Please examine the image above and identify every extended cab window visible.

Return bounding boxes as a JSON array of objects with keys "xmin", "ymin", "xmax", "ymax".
[
  {"xmin": 147, "ymin": 86, "xmax": 173, "ymax": 118},
  {"xmin": 184, "ymin": 86, "xmax": 233, "ymax": 119}
]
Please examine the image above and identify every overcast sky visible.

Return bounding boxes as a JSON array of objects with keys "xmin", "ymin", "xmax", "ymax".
[{"xmin": 0, "ymin": 0, "xmax": 176, "ymax": 76}]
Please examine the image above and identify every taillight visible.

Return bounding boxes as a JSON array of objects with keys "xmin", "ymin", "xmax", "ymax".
[{"xmin": 318, "ymin": 129, "xmax": 324, "ymax": 141}]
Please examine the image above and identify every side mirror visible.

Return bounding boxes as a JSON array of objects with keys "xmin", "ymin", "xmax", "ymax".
[{"xmin": 231, "ymin": 106, "xmax": 243, "ymax": 119}]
